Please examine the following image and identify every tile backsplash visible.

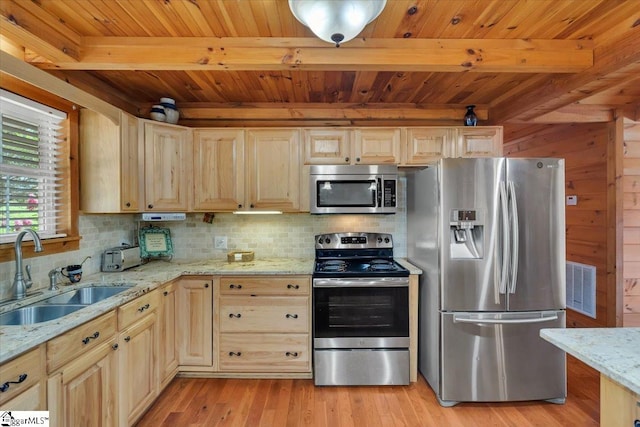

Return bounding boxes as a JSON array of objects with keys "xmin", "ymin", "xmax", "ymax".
[{"xmin": 1, "ymin": 179, "xmax": 407, "ymax": 300}]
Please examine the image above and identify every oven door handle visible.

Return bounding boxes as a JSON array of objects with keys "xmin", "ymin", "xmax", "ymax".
[{"xmin": 313, "ymin": 278, "xmax": 410, "ymax": 288}]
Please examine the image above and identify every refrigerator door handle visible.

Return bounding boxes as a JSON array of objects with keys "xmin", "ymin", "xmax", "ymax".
[
  {"xmin": 498, "ymin": 182, "xmax": 510, "ymax": 295},
  {"xmin": 508, "ymin": 181, "xmax": 520, "ymax": 294},
  {"xmin": 453, "ymin": 313, "xmax": 559, "ymax": 324}
]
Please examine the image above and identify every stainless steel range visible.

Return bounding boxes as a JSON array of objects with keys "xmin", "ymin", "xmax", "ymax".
[{"xmin": 312, "ymin": 232, "xmax": 410, "ymax": 386}]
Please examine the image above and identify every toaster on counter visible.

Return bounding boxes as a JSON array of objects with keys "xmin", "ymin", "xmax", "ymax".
[{"xmin": 101, "ymin": 245, "xmax": 141, "ymax": 272}]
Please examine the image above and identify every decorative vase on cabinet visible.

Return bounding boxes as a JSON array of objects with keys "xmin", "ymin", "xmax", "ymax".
[{"xmin": 464, "ymin": 105, "xmax": 478, "ymax": 126}]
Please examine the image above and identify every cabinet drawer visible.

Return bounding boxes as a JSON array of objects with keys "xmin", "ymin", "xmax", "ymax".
[
  {"xmin": 220, "ymin": 276, "xmax": 310, "ymax": 296},
  {"xmin": 0, "ymin": 346, "xmax": 44, "ymax": 406},
  {"xmin": 219, "ymin": 333, "xmax": 310, "ymax": 372},
  {"xmin": 47, "ymin": 310, "xmax": 117, "ymax": 373},
  {"xmin": 118, "ymin": 290, "xmax": 160, "ymax": 329},
  {"xmin": 220, "ymin": 296, "xmax": 309, "ymax": 333}
]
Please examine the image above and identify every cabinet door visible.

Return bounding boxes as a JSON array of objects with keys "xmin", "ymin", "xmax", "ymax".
[
  {"xmin": 455, "ymin": 126, "xmax": 503, "ymax": 157},
  {"xmin": 193, "ymin": 129, "xmax": 245, "ymax": 211},
  {"xmin": 353, "ymin": 128, "xmax": 401, "ymax": 164},
  {"xmin": 246, "ymin": 129, "xmax": 301, "ymax": 211},
  {"xmin": 47, "ymin": 341, "xmax": 118, "ymax": 427},
  {"xmin": 144, "ymin": 122, "xmax": 192, "ymax": 211},
  {"xmin": 177, "ymin": 277, "xmax": 214, "ymax": 366},
  {"xmin": 403, "ymin": 127, "xmax": 455, "ymax": 165},
  {"xmin": 118, "ymin": 313, "xmax": 158, "ymax": 427},
  {"xmin": 80, "ymin": 110, "xmax": 141, "ymax": 213},
  {"xmin": 303, "ymin": 128, "xmax": 351, "ymax": 164},
  {"xmin": 158, "ymin": 282, "xmax": 178, "ymax": 389},
  {"xmin": 120, "ymin": 112, "xmax": 143, "ymax": 211}
]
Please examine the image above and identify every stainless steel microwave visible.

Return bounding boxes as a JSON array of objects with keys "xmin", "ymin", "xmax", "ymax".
[{"xmin": 310, "ymin": 165, "xmax": 398, "ymax": 214}]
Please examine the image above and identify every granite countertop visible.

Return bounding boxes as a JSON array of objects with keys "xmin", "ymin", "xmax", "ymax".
[
  {"xmin": 540, "ymin": 327, "xmax": 640, "ymax": 395},
  {"xmin": 0, "ymin": 257, "xmax": 421, "ymax": 364}
]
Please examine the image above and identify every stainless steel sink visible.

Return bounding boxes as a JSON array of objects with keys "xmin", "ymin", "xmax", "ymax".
[
  {"xmin": 42, "ymin": 285, "xmax": 133, "ymax": 305},
  {"xmin": 0, "ymin": 304, "xmax": 86, "ymax": 326}
]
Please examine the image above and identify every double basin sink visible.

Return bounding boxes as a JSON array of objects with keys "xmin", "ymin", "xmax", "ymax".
[{"xmin": 0, "ymin": 286, "xmax": 133, "ymax": 326}]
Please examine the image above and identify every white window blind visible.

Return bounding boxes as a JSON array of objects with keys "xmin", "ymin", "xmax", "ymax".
[{"xmin": 0, "ymin": 89, "xmax": 67, "ymax": 243}]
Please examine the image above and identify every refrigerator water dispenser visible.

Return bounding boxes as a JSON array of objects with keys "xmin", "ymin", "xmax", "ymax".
[{"xmin": 450, "ymin": 209, "xmax": 483, "ymax": 259}]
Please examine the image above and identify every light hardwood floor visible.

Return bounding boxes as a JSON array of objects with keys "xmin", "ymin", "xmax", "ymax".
[{"xmin": 136, "ymin": 356, "xmax": 599, "ymax": 426}]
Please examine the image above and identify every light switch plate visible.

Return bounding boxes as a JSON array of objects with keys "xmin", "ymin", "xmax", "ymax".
[{"xmin": 566, "ymin": 195, "xmax": 578, "ymax": 206}]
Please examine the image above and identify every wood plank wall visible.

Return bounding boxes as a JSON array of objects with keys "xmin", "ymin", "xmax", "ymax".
[
  {"xmin": 623, "ymin": 121, "xmax": 640, "ymax": 326},
  {"xmin": 503, "ymin": 123, "xmax": 617, "ymax": 328}
]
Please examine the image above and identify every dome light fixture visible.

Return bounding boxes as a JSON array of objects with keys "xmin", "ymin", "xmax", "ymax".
[{"xmin": 289, "ymin": 0, "xmax": 387, "ymax": 47}]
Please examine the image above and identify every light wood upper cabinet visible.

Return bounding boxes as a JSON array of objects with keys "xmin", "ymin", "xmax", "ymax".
[
  {"xmin": 403, "ymin": 127, "xmax": 455, "ymax": 165},
  {"xmin": 303, "ymin": 128, "xmax": 351, "ymax": 164},
  {"xmin": 177, "ymin": 276, "xmax": 214, "ymax": 368},
  {"xmin": 80, "ymin": 110, "xmax": 143, "ymax": 212},
  {"xmin": 245, "ymin": 129, "xmax": 301, "ymax": 211},
  {"xmin": 192, "ymin": 129, "xmax": 245, "ymax": 211},
  {"xmin": 402, "ymin": 126, "xmax": 503, "ymax": 166},
  {"xmin": 144, "ymin": 121, "xmax": 192, "ymax": 211},
  {"xmin": 456, "ymin": 126, "xmax": 503, "ymax": 157},
  {"xmin": 353, "ymin": 128, "xmax": 402, "ymax": 164}
]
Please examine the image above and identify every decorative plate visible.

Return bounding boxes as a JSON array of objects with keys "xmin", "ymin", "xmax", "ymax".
[{"xmin": 139, "ymin": 226, "xmax": 173, "ymax": 259}]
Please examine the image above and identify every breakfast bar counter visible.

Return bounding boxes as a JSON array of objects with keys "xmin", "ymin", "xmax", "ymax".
[{"xmin": 541, "ymin": 327, "xmax": 640, "ymax": 426}]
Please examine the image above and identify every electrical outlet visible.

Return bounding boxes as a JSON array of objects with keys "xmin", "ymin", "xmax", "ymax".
[{"xmin": 214, "ymin": 236, "xmax": 227, "ymax": 249}]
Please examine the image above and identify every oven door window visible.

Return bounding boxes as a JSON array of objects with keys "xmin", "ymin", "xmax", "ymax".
[
  {"xmin": 317, "ymin": 180, "xmax": 377, "ymax": 207},
  {"xmin": 313, "ymin": 286, "xmax": 409, "ymax": 338}
]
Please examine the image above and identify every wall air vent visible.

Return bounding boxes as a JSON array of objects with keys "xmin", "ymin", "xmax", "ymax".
[{"xmin": 566, "ymin": 261, "xmax": 596, "ymax": 319}]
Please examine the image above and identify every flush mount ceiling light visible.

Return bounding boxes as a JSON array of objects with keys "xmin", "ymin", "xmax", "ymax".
[{"xmin": 289, "ymin": 0, "xmax": 387, "ymax": 47}]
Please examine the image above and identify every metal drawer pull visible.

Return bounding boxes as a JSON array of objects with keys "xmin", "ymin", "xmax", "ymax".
[
  {"xmin": 285, "ymin": 352, "xmax": 299, "ymax": 357},
  {"xmin": 287, "ymin": 284, "xmax": 300, "ymax": 289},
  {"xmin": 229, "ymin": 313, "xmax": 242, "ymax": 318},
  {"xmin": 228, "ymin": 352, "xmax": 242, "ymax": 357},
  {"xmin": 124, "ymin": 336, "xmax": 131, "ymax": 342},
  {"xmin": 229, "ymin": 284, "xmax": 242, "ymax": 289},
  {"xmin": 286, "ymin": 313, "xmax": 298, "ymax": 319},
  {"xmin": 82, "ymin": 331, "xmax": 100, "ymax": 345},
  {"xmin": 138, "ymin": 303, "xmax": 150, "ymax": 312},
  {"xmin": 112, "ymin": 343, "xmax": 119, "ymax": 350},
  {"xmin": 0, "ymin": 374, "xmax": 27, "ymax": 392}
]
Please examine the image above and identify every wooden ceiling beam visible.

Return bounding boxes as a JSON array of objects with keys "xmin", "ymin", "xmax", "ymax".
[
  {"xmin": 0, "ymin": 0, "xmax": 80, "ymax": 63},
  {"xmin": 176, "ymin": 102, "xmax": 488, "ymax": 121},
  {"xmin": 26, "ymin": 37, "xmax": 593, "ymax": 73},
  {"xmin": 490, "ymin": 22, "xmax": 640, "ymax": 123}
]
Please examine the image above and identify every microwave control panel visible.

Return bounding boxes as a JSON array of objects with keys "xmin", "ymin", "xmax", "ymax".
[{"xmin": 383, "ymin": 179, "xmax": 397, "ymax": 207}]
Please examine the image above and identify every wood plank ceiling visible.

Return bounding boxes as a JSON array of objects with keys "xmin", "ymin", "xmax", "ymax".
[{"xmin": 1, "ymin": 0, "xmax": 639, "ymax": 127}]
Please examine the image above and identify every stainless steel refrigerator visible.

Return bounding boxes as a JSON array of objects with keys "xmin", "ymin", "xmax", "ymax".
[{"xmin": 407, "ymin": 157, "xmax": 566, "ymax": 406}]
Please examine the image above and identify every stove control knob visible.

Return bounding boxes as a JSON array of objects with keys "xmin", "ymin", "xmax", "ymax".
[
  {"xmin": 384, "ymin": 237, "xmax": 390, "ymax": 243},
  {"xmin": 324, "ymin": 238, "xmax": 331, "ymax": 244},
  {"xmin": 377, "ymin": 237, "xmax": 383, "ymax": 243},
  {"xmin": 318, "ymin": 238, "xmax": 323, "ymax": 244}
]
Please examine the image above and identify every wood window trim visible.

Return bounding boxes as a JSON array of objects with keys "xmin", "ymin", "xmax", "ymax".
[{"xmin": 0, "ymin": 73, "xmax": 80, "ymax": 263}]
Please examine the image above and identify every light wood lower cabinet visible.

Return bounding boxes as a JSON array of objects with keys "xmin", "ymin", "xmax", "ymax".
[
  {"xmin": 116, "ymin": 289, "xmax": 160, "ymax": 426},
  {"xmin": 600, "ymin": 374, "xmax": 640, "ymax": 427},
  {"xmin": 218, "ymin": 276, "xmax": 311, "ymax": 374},
  {"xmin": 0, "ymin": 345, "xmax": 46, "ymax": 410},
  {"xmin": 177, "ymin": 276, "xmax": 214, "ymax": 368},
  {"xmin": 158, "ymin": 281, "xmax": 178, "ymax": 389},
  {"xmin": 118, "ymin": 312, "xmax": 158, "ymax": 427},
  {"xmin": 46, "ymin": 311, "xmax": 119, "ymax": 427}
]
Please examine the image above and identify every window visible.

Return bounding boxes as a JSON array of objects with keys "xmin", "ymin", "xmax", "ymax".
[
  {"xmin": 0, "ymin": 79, "xmax": 79, "ymax": 261},
  {"xmin": 1, "ymin": 89, "xmax": 66, "ymax": 242}
]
